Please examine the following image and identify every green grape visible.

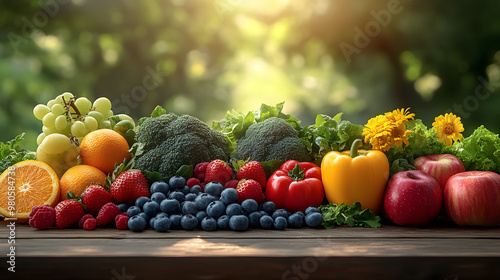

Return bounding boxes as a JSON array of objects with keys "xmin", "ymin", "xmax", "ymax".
[
  {"xmin": 33, "ymin": 104, "xmax": 50, "ymax": 120},
  {"xmin": 42, "ymin": 113, "xmax": 57, "ymax": 128},
  {"xmin": 61, "ymin": 92, "xmax": 74, "ymax": 103},
  {"xmin": 74, "ymin": 97, "xmax": 92, "ymax": 115},
  {"xmin": 54, "ymin": 95, "xmax": 64, "ymax": 106},
  {"xmin": 88, "ymin": 111, "xmax": 104, "ymax": 123},
  {"xmin": 116, "ymin": 114, "xmax": 135, "ymax": 128},
  {"xmin": 92, "ymin": 97, "xmax": 112, "ymax": 114},
  {"xmin": 47, "ymin": 99, "xmax": 57, "ymax": 108},
  {"xmin": 71, "ymin": 121, "xmax": 89, "ymax": 137},
  {"xmin": 101, "ymin": 120, "xmax": 111, "ymax": 129},
  {"xmin": 103, "ymin": 110, "xmax": 114, "ymax": 119},
  {"xmin": 84, "ymin": 116, "xmax": 98, "ymax": 131},
  {"xmin": 55, "ymin": 115, "xmax": 68, "ymax": 131},
  {"xmin": 39, "ymin": 133, "xmax": 72, "ymax": 154},
  {"xmin": 51, "ymin": 103, "xmax": 66, "ymax": 116},
  {"xmin": 64, "ymin": 145, "xmax": 80, "ymax": 165},
  {"xmin": 36, "ymin": 133, "xmax": 46, "ymax": 146}
]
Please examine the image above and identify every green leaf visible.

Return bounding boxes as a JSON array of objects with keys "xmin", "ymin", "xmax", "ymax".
[
  {"xmin": 319, "ymin": 202, "xmax": 381, "ymax": 229},
  {"xmin": 175, "ymin": 165, "xmax": 194, "ymax": 180},
  {"xmin": 0, "ymin": 133, "xmax": 36, "ymax": 173}
]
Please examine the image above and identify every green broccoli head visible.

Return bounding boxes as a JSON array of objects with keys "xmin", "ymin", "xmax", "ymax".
[
  {"xmin": 135, "ymin": 113, "xmax": 228, "ymax": 178},
  {"xmin": 236, "ymin": 117, "xmax": 311, "ymax": 162}
]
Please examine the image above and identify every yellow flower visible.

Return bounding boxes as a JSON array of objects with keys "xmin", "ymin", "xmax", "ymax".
[
  {"xmin": 362, "ymin": 115, "xmax": 395, "ymax": 152},
  {"xmin": 385, "ymin": 107, "xmax": 415, "ymax": 126},
  {"xmin": 391, "ymin": 123, "xmax": 412, "ymax": 148},
  {"xmin": 432, "ymin": 113, "xmax": 464, "ymax": 146}
]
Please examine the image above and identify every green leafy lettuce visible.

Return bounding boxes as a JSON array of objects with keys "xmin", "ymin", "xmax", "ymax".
[
  {"xmin": 299, "ymin": 113, "xmax": 366, "ymax": 165},
  {"xmin": 319, "ymin": 202, "xmax": 381, "ymax": 228},
  {"xmin": 446, "ymin": 125, "xmax": 500, "ymax": 173},
  {"xmin": 0, "ymin": 133, "xmax": 36, "ymax": 173}
]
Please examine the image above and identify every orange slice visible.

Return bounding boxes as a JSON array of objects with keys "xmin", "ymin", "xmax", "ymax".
[{"xmin": 0, "ymin": 160, "xmax": 60, "ymax": 223}]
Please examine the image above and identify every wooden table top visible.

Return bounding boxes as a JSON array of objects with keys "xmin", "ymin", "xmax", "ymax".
[{"xmin": 1, "ymin": 220, "xmax": 499, "ymax": 280}]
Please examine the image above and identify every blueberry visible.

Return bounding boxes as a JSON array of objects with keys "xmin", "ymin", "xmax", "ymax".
[
  {"xmin": 128, "ymin": 215, "xmax": 147, "ymax": 232},
  {"xmin": 135, "ymin": 196, "xmax": 151, "ymax": 210},
  {"xmin": 229, "ymin": 215, "xmax": 249, "ymax": 231},
  {"xmin": 156, "ymin": 212, "xmax": 169, "ymax": 219},
  {"xmin": 204, "ymin": 181, "xmax": 224, "ymax": 197},
  {"xmin": 206, "ymin": 194, "xmax": 219, "ymax": 203},
  {"xmin": 206, "ymin": 201, "xmax": 226, "ymax": 219},
  {"xmin": 260, "ymin": 215, "xmax": 274, "ymax": 229},
  {"xmin": 150, "ymin": 181, "xmax": 169, "ymax": 195},
  {"xmin": 169, "ymin": 176, "xmax": 186, "ymax": 190},
  {"xmin": 294, "ymin": 211, "xmax": 306, "ymax": 218},
  {"xmin": 169, "ymin": 191, "xmax": 185, "ymax": 203},
  {"xmin": 185, "ymin": 193, "xmax": 197, "ymax": 202},
  {"xmin": 274, "ymin": 216, "xmax": 287, "ymax": 230},
  {"xmin": 262, "ymin": 201, "xmax": 276, "ymax": 215},
  {"xmin": 117, "ymin": 203, "xmax": 130, "ymax": 213},
  {"xmin": 190, "ymin": 185, "xmax": 202, "ymax": 194},
  {"xmin": 194, "ymin": 193, "xmax": 211, "ymax": 210},
  {"xmin": 154, "ymin": 217, "xmax": 171, "ymax": 232},
  {"xmin": 288, "ymin": 213, "xmax": 304, "ymax": 228},
  {"xmin": 143, "ymin": 201, "xmax": 160, "ymax": 217},
  {"xmin": 149, "ymin": 217, "xmax": 157, "ymax": 228},
  {"xmin": 305, "ymin": 212, "xmax": 323, "ymax": 228},
  {"xmin": 169, "ymin": 214, "xmax": 182, "ymax": 229},
  {"xmin": 160, "ymin": 199, "xmax": 181, "ymax": 215},
  {"xmin": 126, "ymin": 206, "xmax": 141, "ymax": 218},
  {"xmin": 196, "ymin": 211, "xmax": 208, "ymax": 222},
  {"xmin": 137, "ymin": 212, "xmax": 150, "ymax": 222},
  {"xmin": 259, "ymin": 210, "xmax": 269, "ymax": 216},
  {"xmin": 248, "ymin": 212, "xmax": 262, "ymax": 228},
  {"xmin": 272, "ymin": 209, "xmax": 289, "ymax": 220},
  {"xmin": 226, "ymin": 203, "xmax": 243, "ymax": 216},
  {"xmin": 217, "ymin": 215, "xmax": 230, "ymax": 230},
  {"xmin": 181, "ymin": 214, "xmax": 199, "ymax": 230},
  {"xmin": 220, "ymin": 188, "xmax": 238, "ymax": 205},
  {"xmin": 241, "ymin": 199, "xmax": 258, "ymax": 215},
  {"xmin": 180, "ymin": 185, "xmax": 190, "ymax": 195},
  {"xmin": 151, "ymin": 192, "xmax": 167, "ymax": 204},
  {"xmin": 305, "ymin": 206, "xmax": 320, "ymax": 216},
  {"xmin": 182, "ymin": 201, "xmax": 198, "ymax": 215},
  {"xmin": 201, "ymin": 217, "xmax": 217, "ymax": 231}
]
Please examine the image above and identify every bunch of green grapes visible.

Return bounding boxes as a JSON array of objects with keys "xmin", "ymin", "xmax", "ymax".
[
  {"xmin": 33, "ymin": 92, "xmax": 135, "ymax": 145},
  {"xmin": 36, "ymin": 133, "xmax": 81, "ymax": 178}
]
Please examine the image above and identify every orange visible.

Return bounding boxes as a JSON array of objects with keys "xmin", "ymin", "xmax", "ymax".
[
  {"xmin": 0, "ymin": 160, "xmax": 60, "ymax": 223},
  {"xmin": 59, "ymin": 164, "xmax": 107, "ymax": 200},
  {"xmin": 79, "ymin": 129, "xmax": 130, "ymax": 174}
]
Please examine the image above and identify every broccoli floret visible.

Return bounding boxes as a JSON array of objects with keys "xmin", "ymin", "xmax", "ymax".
[
  {"xmin": 135, "ymin": 112, "xmax": 228, "ymax": 178},
  {"xmin": 236, "ymin": 117, "xmax": 311, "ymax": 162}
]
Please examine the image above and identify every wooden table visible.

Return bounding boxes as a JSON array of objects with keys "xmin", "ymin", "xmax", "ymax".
[{"xmin": 1, "ymin": 220, "xmax": 499, "ymax": 280}]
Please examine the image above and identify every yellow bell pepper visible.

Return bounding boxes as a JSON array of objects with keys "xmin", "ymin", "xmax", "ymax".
[{"xmin": 321, "ymin": 139, "xmax": 389, "ymax": 214}]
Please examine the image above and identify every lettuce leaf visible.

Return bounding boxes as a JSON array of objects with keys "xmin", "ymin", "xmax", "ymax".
[
  {"xmin": 447, "ymin": 125, "xmax": 500, "ymax": 172},
  {"xmin": 0, "ymin": 133, "xmax": 36, "ymax": 173}
]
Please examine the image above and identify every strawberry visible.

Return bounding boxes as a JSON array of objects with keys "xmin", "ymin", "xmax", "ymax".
[
  {"xmin": 194, "ymin": 162, "xmax": 210, "ymax": 182},
  {"xmin": 236, "ymin": 179, "xmax": 265, "ymax": 204},
  {"xmin": 236, "ymin": 161, "xmax": 267, "ymax": 190},
  {"xmin": 96, "ymin": 202, "xmax": 121, "ymax": 227},
  {"xmin": 55, "ymin": 200, "xmax": 85, "ymax": 229},
  {"xmin": 205, "ymin": 160, "xmax": 233, "ymax": 185},
  {"xmin": 29, "ymin": 205, "xmax": 56, "ymax": 230},
  {"xmin": 82, "ymin": 185, "xmax": 113, "ymax": 216},
  {"xmin": 110, "ymin": 171, "xmax": 151, "ymax": 205}
]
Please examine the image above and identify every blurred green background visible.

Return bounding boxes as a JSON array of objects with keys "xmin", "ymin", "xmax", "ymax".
[{"xmin": 1, "ymin": 0, "xmax": 500, "ymax": 151}]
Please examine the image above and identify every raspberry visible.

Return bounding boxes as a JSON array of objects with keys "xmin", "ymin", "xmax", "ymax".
[
  {"xmin": 186, "ymin": 178, "xmax": 201, "ymax": 188},
  {"xmin": 83, "ymin": 218, "xmax": 97, "ymax": 230},
  {"xmin": 115, "ymin": 215, "xmax": 129, "ymax": 230},
  {"xmin": 29, "ymin": 205, "xmax": 55, "ymax": 230},
  {"xmin": 78, "ymin": 214, "xmax": 94, "ymax": 228},
  {"xmin": 96, "ymin": 202, "xmax": 121, "ymax": 227},
  {"xmin": 224, "ymin": 179, "xmax": 239, "ymax": 189}
]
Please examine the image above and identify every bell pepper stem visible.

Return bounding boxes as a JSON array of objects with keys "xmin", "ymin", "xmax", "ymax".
[{"xmin": 350, "ymin": 139, "xmax": 363, "ymax": 158}]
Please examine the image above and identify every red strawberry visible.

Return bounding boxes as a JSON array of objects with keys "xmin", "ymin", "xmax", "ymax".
[
  {"xmin": 78, "ymin": 214, "xmax": 94, "ymax": 228},
  {"xmin": 236, "ymin": 179, "xmax": 265, "ymax": 204},
  {"xmin": 187, "ymin": 178, "xmax": 201, "ymax": 188},
  {"xmin": 55, "ymin": 200, "xmax": 85, "ymax": 229},
  {"xmin": 205, "ymin": 160, "xmax": 233, "ymax": 185},
  {"xmin": 96, "ymin": 202, "xmax": 121, "ymax": 227},
  {"xmin": 110, "ymin": 171, "xmax": 151, "ymax": 204},
  {"xmin": 115, "ymin": 214, "xmax": 129, "ymax": 230},
  {"xmin": 194, "ymin": 162, "xmax": 209, "ymax": 182},
  {"xmin": 29, "ymin": 205, "xmax": 55, "ymax": 230},
  {"xmin": 83, "ymin": 218, "xmax": 97, "ymax": 230},
  {"xmin": 236, "ymin": 161, "xmax": 267, "ymax": 190},
  {"xmin": 82, "ymin": 185, "xmax": 113, "ymax": 216},
  {"xmin": 224, "ymin": 179, "xmax": 239, "ymax": 189}
]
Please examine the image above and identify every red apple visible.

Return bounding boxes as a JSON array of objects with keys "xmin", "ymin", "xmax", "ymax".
[
  {"xmin": 444, "ymin": 171, "xmax": 500, "ymax": 226},
  {"xmin": 384, "ymin": 170, "xmax": 442, "ymax": 226},
  {"xmin": 414, "ymin": 154, "xmax": 465, "ymax": 191}
]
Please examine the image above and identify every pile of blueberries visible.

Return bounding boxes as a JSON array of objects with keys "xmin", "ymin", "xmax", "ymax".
[{"xmin": 119, "ymin": 176, "xmax": 324, "ymax": 232}]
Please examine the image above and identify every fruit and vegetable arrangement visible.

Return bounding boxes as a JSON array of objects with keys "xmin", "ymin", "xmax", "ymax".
[{"xmin": 1, "ymin": 93, "xmax": 500, "ymax": 232}]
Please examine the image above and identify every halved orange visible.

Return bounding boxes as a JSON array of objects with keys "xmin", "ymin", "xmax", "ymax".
[{"xmin": 0, "ymin": 160, "xmax": 60, "ymax": 223}]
